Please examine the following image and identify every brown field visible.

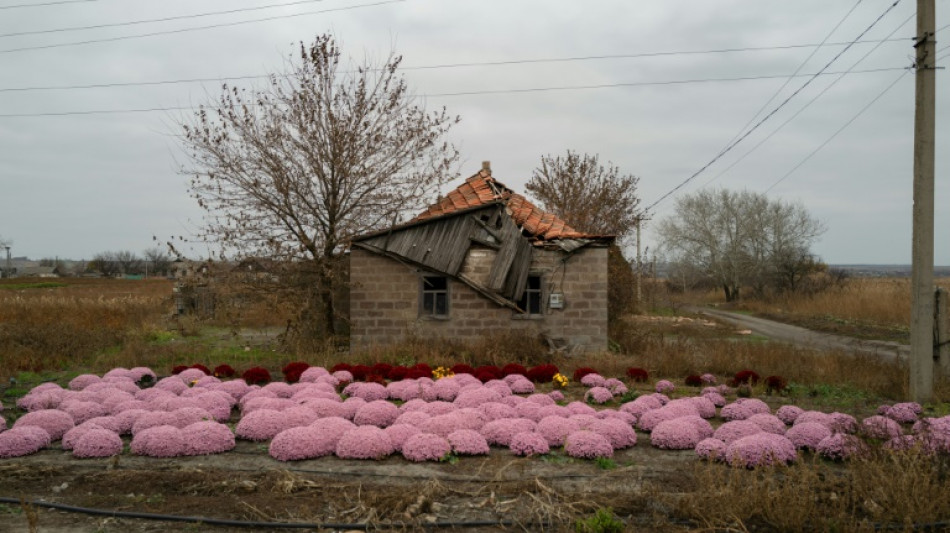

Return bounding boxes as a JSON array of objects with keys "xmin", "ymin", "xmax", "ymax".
[{"xmin": 1, "ymin": 276, "xmax": 949, "ymax": 531}]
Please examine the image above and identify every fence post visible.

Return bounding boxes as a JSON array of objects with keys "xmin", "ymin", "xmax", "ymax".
[{"xmin": 937, "ymin": 287, "xmax": 949, "ymax": 377}]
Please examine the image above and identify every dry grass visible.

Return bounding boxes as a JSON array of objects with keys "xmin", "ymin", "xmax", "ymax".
[
  {"xmin": 673, "ymin": 449, "xmax": 950, "ymax": 532},
  {"xmin": 0, "ymin": 278, "xmax": 173, "ymax": 375},
  {"xmin": 696, "ymin": 277, "xmax": 950, "ymax": 342}
]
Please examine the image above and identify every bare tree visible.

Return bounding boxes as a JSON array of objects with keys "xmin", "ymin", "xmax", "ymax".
[
  {"xmin": 89, "ymin": 252, "xmax": 120, "ymax": 277},
  {"xmin": 114, "ymin": 251, "xmax": 143, "ymax": 275},
  {"xmin": 526, "ymin": 150, "xmax": 641, "ymax": 238},
  {"xmin": 179, "ymin": 35, "xmax": 459, "ymax": 336},
  {"xmin": 656, "ymin": 188, "xmax": 825, "ymax": 302},
  {"xmin": 144, "ymin": 247, "xmax": 172, "ymax": 277}
]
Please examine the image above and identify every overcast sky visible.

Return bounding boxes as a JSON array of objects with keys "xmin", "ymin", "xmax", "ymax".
[{"xmin": 0, "ymin": 0, "xmax": 947, "ymax": 265}]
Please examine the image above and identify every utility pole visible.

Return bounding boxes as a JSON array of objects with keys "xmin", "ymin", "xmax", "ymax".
[
  {"xmin": 635, "ymin": 217, "xmax": 642, "ymax": 311},
  {"xmin": 909, "ymin": 0, "xmax": 936, "ymax": 402}
]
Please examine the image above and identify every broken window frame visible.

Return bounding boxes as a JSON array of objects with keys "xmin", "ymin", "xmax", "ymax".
[
  {"xmin": 515, "ymin": 274, "xmax": 544, "ymax": 317},
  {"xmin": 420, "ymin": 274, "xmax": 450, "ymax": 319}
]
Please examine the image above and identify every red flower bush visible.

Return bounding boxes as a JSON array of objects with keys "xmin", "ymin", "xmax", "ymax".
[
  {"xmin": 213, "ymin": 364, "xmax": 235, "ymax": 378},
  {"xmin": 189, "ymin": 364, "xmax": 211, "ymax": 375},
  {"xmin": 733, "ymin": 369, "xmax": 760, "ymax": 385},
  {"xmin": 404, "ymin": 368, "xmax": 430, "ymax": 380},
  {"xmin": 242, "ymin": 366, "xmax": 271, "ymax": 386},
  {"xmin": 282, "ymin": 362, "xmax": 310, "ymax": 384},
  {"xmin": 684, "ymin": 375, "xmax": 703, "ymax": 387},
  {"xmin": 371, "ymin": 363, "xmax": 393, "ymax": 377},
  {"xmin": 526, "ymin": 364, "xmax": 559, "ymax": 383},
  {"xmin": 387, "ymin": 366, "xmax": 410, "ymax": 381},
  {"xmin": 350, "ymin": 364, "xmax": 371, "ymax": 381},
  {"xmin": 412, "ymin": 363, "xmax": 432, "ymax": 375},
  {"xmin": 501, "ymin": 363, "xmax": 527, "ymax": 377},
  {"xmin": 572, "ymin": 367, "xmax": 598, "ymax": 382},
  {"xmin": 474, "ymin": 366, "xmax": 503, "ymax": 382},
  {"xmin": 330, "ymin": 363, "xmax": 352, "ymax": 373},
  {"xmin": 171, "ymin": 365, "xmax": 189, "ymax": 375},
  {"xmin": 626, "ymin": 367, "xmax": 649, "ymax": 382},
  {"xmin": 764, "ymin": 375, "xmax": 787, "ymax": 393},
  {"xmin": 364, "ymin": 373, "xmax": 387, "ymax": 386},
  {"xmin": 451, "ymin": 364, "xmax": 475, "ymax": 375}
]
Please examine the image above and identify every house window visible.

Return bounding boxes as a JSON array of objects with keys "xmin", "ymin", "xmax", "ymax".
[
  {"xmin": 421, "ymin": 275, "xmax": 449, "ymax": 317},
  {"xmin": 518, "ymin": 275, "xmax": 543, "ymax": 315}
]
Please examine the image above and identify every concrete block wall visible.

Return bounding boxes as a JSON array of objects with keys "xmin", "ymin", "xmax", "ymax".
[{"xmin": 349, "ymin": 245, "xmax": 609, "ymax": 353}]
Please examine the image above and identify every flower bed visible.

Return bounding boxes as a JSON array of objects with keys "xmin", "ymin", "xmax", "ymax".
[{"xmin": 4, "ymin": 365, "xmax": 950, "ymax": 472}]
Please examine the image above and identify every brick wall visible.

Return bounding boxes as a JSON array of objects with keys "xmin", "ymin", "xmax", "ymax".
[{"xmin": 349, "ymin": 245, "xmax": 609, "ymax": 353}]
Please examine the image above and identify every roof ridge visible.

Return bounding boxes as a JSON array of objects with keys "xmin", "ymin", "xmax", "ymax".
[{"xmin": 412, "ymin": 167, "xmax": 611, "ymax": 242}]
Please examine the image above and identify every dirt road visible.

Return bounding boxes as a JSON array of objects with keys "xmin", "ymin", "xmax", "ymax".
[{"xmin": 689, "ymin": 306, "xmax": 910, "ymax": 361}]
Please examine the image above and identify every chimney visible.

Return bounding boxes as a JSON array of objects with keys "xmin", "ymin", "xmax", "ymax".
[{"xmin": 481, "ymin": 160, "xmax": 491, "ymax": 175}]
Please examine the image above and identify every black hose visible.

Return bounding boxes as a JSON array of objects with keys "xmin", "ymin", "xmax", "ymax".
[{"xmin": 0, "ymin": 496, "xmax": 523, "ymax": 529}]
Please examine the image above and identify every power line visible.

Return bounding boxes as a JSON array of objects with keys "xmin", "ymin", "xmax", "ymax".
[
  {"xmin": 642, "ymin": 0, "xmax": 904, "ymax": 213},
  {"xmin": 0, "ymin": 0, "xmax": 94, "ymax": 10},
  {"xmin": 0, "ymin": 0, "xmax": 329, "ymax": 39},
  {"xmin": 0, "ymin": 0, "xmax": 404, "ymax": 54},
  {"xmin": 0, "ymin": 38, "xmax": 913, "ymax": 93},
  {"xmin": 717, "ymin": 0, "xmax": 864, "ymax": 154},
  {"xmin": 0, "ymin": 67, "xmax": 908, "ymax": 118},
  {"xmin": 700, "ymin": 11, "xmax": 915, "ymax": 189},
  {"xmin": 763, "ymin": 69, "xmax": 909, "ymax": 194}
]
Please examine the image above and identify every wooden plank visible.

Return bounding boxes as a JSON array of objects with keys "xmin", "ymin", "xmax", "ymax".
[{"xmin": 487, "ymin": 215, "xmax": 523, "ymax": 291}]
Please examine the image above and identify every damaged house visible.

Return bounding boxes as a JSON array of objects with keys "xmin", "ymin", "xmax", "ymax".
[{"xmin": 349, "ymin": 163, "xmax": 614, "ymax": 354}]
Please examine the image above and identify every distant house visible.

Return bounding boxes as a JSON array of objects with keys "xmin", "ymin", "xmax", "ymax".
[
  {"xmin": 16, "ymin": 266, "xmax": 60, "ymax": 278},
  {"xmin": 349, "ymin": 163, "xmax": 614, "ymax": 354}
]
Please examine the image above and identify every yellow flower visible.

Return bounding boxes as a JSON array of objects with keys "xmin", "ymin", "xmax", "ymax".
[
  {"xmin": 552, "ymin": 373, "xmax": 569, "ymax": 388},
  {"xmin": 432, "ymin": 366, "xmax": 454, "ymax": 380}
]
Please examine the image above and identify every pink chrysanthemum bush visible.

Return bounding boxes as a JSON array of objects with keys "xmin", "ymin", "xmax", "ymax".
[
  {"xmin": 589, "ymin": 418, "xmax": 638, "ymax": 450},
  {"xmin": 584, "ymin": 387, "xmax": 613, "ymax": 405},
  {"xmin": 72, "ymin": 429, "xmax": 123, "ymax": 459},
  {"xmin": 913, "ymin": 416, "xmax": 950, "ymax": 454},
  {"xmin": 13, "ymin": 409, "xmax": 75, "ymax": 441},
  {"xmin": 131, "ymin": 425, "xmax": 186, "ymax": 458},
  {"xmin": 785, "ymin": 422, "xmax": 832, "ymax": 450},
  {"xmin": 447, "ymin": 429, "xmax": 491, "ymax": 456},
  {"xmin": 353, "ymin": 400, "xmax": 399, "ymax": 428},
  {"xmin": 182, "ymin": 421, "xmax": 235, "ymax": 456},
  {"xmin": 654, "ymin": 380, "xmax": 675, "ymax": 394},
  {"xmin": 713, "ymin": 420, "xmax": 764, "ymax": 444},
  {"xmin": 580, "ymin": 373, "xmax": 607, "ymax": 388},
  {"xmin": 860, "ymin": 415, "xmax": 903, "ymax": 440},
  {"xmin": 723, "ymin": 433, "xmax": 798, "ymax": 468},
  {"xmin": 746, "ymin": 414, "xmax": 787, "ymax": 435},
  {"xmin": 651, "ymin": 418, "xmax": 702, "ymax": 450},
  {"xmin": 816, "ymin": 433, "xmax": 868, "ymax": 461},
  {"xmin": 0, "ymin": 426, "xmax": 51, "ymax": 458},
  {"xmin": 537, "ymin": 416, "xmax": 581, "ymax": 447},
  {"xmin": 695, "ymin": 438, "xmax": 726, "ymax": 461},
  {"xmin": 775, "ymin": 405, "xmax": 805, "ymax": 425},
  {"xmin": 564, "ymin": 430, "xmax": 613, "ymax": 459},
  {"xmin": 384, "ymin": 424, "xmax": 422, "ymax": 452},
  {"xmin": 336, "ymin": 426, "xmax": 394, "ymax": 460},
  {"xmin": 235, "ymin": 409, "xmax": 300, "ymax": 441},
  {"xmin": 881, "ymin": 402, "xmax": 922, "ymax": 424},
  {"xmin": 269, "ymin": 426, "xmax": 330, "ymax": 461},
  {"xmin": 480, "ymin": 418, "xmax": 537, "ymax": 447},
  {"xmin": 509, "ymin": 431, "xmax": 550, "ymax": 456},
  {"xmin": 402, "ymin": 433, "xmax": 452, "ymax": 462}
]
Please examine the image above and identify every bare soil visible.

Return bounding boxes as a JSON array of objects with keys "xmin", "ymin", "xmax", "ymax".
[{"xmin": 0, "ymin": 438, "xmax": 695, "ymax": 532}]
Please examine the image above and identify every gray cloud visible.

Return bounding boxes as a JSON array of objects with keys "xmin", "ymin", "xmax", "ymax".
[{"xmin": 0, "ymin": 0, "xmax": 946, "ymax": 264}]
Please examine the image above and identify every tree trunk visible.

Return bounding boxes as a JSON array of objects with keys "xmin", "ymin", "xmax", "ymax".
[{"xmin": 320, "ymin": 264, "xmax": 336, "ymax": 336}]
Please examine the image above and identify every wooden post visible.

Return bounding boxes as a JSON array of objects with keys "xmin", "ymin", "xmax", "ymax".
[
  {"xmin": 909, "ymin": 0, "xmax": 936, "ymax": 402},
  {"xmin": 635, "ymin": 217, "xmax": 642, "ymax": 312}
]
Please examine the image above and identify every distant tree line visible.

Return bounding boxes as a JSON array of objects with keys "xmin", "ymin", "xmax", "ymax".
[{"xmin": 88, "ymin": 248, "xmax": 172, "ymax": 277}]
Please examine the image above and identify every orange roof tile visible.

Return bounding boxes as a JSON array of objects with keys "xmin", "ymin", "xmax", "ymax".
[{"xmin": 413, "ymin": 169, "xmax": 608, "ymax": 242}]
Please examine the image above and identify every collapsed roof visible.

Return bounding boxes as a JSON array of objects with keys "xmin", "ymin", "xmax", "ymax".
[{"xmin": 351, "ymin": 165, "xmax": 614, "ymax": 309}]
